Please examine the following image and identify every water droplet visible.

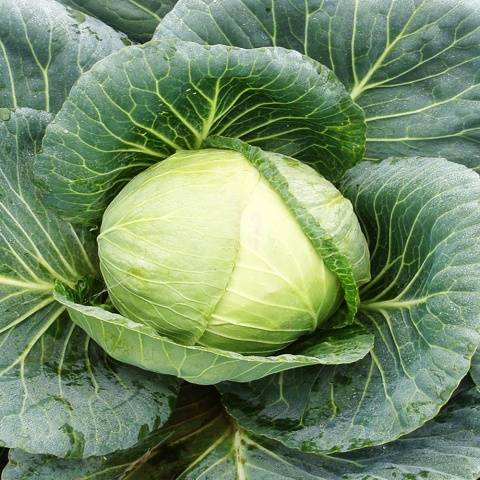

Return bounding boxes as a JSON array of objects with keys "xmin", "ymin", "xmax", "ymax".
[{"xmin": 0, "ymin": 108, "xmax": 11, "ymax": 121}]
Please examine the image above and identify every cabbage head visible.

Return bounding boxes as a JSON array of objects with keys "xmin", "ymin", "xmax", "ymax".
[{"xmin": 98, "ymin": 148, "xmax": 370, "ymax": 354}]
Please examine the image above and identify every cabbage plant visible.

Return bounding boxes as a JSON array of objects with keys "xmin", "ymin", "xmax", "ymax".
[{"xmin": 1, "ymin": 0, "xmax": 480, "ymax": 479}]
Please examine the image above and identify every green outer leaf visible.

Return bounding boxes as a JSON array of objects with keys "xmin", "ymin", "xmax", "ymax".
[
  {"xmin": 36, "ymin": 38, "xmax": 365, "ymax": 225},
  {"xmin": 0, "ymin": 108, "xmax": 94, "ymax": 348},
  {"xmin": 57, "ymin": 0, "xmax": 177, "ymax": 42},
  {"xmin": 0, "ymin": 306, "xmax": 180, "ymax": 459},
  {"xmin": 0, "ymin": 109, "xmax": 180, "ymax": 458},
  {"xmin": 58, "ymin": 293, "xmax": 374, "ymax": 385},
  {"xmin": 182, "ymin": 387, "xmax": 480, "ymax": 480},
  {"xmin": 8, "ymin": 386, "xmax": 480, "ymax": 479},
  {"xmin": 156, "ymin": 0, "xmax": 480, "ymax": 172},
  {"xmin": 1, "ymin": 384, "xmax": 226, "ymax": 480},
  {"xmin": 206, "ymin": 137, "xmax": 369, "ymax": 323},
  {"xmin": 219, "ymin": 157, "xmax": 480, "ymax": 454},
  {"xmin": 0, "ymin": 0, "xmax": 126, "ymax": 113}
]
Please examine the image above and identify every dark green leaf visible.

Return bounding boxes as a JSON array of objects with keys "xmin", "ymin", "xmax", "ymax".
[
  {"xmin": 0, "ymin": 0, "xmax": 126, "ymax": 113},
  {"xmin": 220, "ymin": 157, "xmax": 480, "ymax": 453},
  {"xmin": 187, "ymin": 387, "xmax": 480, "ymax": 480},
  {"xmin": 7, "ymin": 386, "xmax": 480, "ymax": 479},
  {"xmin": 0, "ymin": 109, "xmax": 180, "ymax": 458},
  {"xmin": 57, "ymin": 0, "xmax": 177, "ymax": 42},
  {"xmin": 2, "ymin": 385, "xmax": 227, "ymax": 480},
  {"xmin": 156, "ymin": 0, "xmax": 480, "ymax": 172},
  {"xmin": 36, "ymin": 38, "xmax": 365, "ymax": 225}
]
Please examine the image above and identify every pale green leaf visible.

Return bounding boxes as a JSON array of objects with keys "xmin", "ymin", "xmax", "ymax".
[{"xmin": 58, "ymin": 292, "xmax": 373, "ymax": 384}]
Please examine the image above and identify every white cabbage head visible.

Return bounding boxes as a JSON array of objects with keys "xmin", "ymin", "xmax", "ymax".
[{"xmin": 98, "ymin": 149, "xmax": 369, "ymax": 354}]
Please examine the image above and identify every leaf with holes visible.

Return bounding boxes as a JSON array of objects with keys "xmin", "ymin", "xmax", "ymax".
[{"xmin": 156, "ymin": 0, "xmax": 480, "ymax": 172}]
